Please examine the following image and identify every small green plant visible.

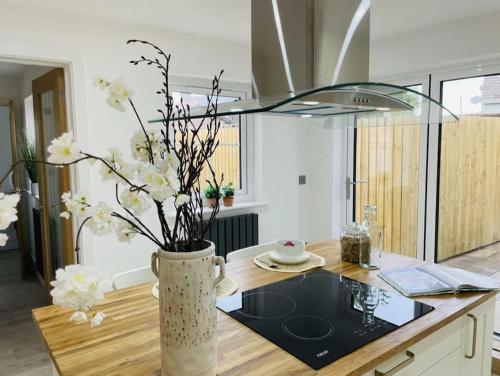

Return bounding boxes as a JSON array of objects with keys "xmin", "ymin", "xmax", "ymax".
[
  {"xmin": 18, "ymin": 138, "xmax": 38, "ymax": 183},
  {"xmin": 222, "ymin": 182, "xmax": 234, "ymax": 197},
  {"xmin": 204, "ymin": 184, "xmax": 221, "ymax": 200}
]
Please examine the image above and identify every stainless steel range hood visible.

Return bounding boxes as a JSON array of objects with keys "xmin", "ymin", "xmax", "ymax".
[{"xmin": 150, "ymin": 0, "xmax": 458, "ymax": 124}]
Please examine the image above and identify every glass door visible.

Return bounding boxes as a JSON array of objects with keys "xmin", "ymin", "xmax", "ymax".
[
  {"xmin": 429, "ymin": 66, "xmax": 500, "ymax": 263},
  {"xmin": 347, "ymin": 79, "xmax": 429, "ymax": 259}
]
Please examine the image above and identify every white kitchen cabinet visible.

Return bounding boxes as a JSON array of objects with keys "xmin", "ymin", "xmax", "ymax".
[
  {"xmin": 364, "ymin": 297, "xmax": 495, "ymax": 376},
  {"xmin": 461, "ymin": 297, "xmax": 495, "ymax": 376}
]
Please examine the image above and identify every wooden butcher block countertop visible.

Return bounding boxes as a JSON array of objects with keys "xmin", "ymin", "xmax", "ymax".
[{"xmin": 33, "ymin": 240, "xmax": 496, "ymax": 375}]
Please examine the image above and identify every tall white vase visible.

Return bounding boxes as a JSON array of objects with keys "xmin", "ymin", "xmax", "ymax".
[{"xmin": 151, "ymin": 241, "xmax": 225, "ymax": 376}]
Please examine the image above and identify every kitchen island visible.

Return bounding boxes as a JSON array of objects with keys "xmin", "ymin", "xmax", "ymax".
[{"xmin": 33, "ymin": 241, "xmax": 496, "ymax": 375}]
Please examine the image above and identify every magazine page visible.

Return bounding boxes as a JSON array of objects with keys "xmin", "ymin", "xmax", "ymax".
[
  {"xmin": 417, "ymin": 264, "xmax": 464, "ymax": 290},
  {"xmin": 419, "ymin": 264, "xmax": 500, "ymax": 290},
  {"xmin": 379, "ymin": 268, "xmax": 451, "ymax": 296}
]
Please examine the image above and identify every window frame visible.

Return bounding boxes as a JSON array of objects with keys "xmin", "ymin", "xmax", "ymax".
[{"xmin": 168, "ymin": 76, "xmax": 253, "ymax": 201}]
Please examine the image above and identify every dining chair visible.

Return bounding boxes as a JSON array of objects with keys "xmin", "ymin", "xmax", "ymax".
[
  {"xmin": 112, "ymin": 266, "xmax": 157, "ymax": 290},
  {"xmin": 226, "ymin": 242, "xmax": 275, "ymax": 262}
]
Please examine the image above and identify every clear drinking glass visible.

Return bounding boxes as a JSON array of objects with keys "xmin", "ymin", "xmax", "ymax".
[{"xmin": 360, "ymin": 204, "xmax": 382, "ymax": 270}]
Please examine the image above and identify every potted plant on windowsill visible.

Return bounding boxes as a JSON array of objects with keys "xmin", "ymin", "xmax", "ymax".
[
  {"xmin": 222, "ymin": 182, "xmax": 234, "ymax": 207},
  {"xmin": 204, "ymin": 183, "xmax": 221, "ymax": 209},
  {"xmin": 19, "ymin": 138, "xmax": 39, "ymax": 195},
  {"xmin": 0, "ymin": 40, "xmax": 226, "ymax": 376}
]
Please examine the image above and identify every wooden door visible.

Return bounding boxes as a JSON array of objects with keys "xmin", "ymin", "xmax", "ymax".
[
  {"xmin": 32, "ymin": 68, "xmax": 74, "ymax": 302},
  {"xmin": 8, "ymin": 100, "xmax": 27, "ymax": 279}
]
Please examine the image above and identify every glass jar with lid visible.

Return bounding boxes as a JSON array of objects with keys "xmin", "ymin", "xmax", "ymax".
[{"xmin": 340, "ymin": 223, "xmax": 370, "ymax": 264}]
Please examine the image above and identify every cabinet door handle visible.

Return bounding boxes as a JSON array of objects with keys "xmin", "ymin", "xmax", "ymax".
[
  {"xmin": 465, "ymin": 313, "xmax": 478, "ymax": 359},
  {"xmin": 375, "ymin": 350, "xmax": 415, "ymax": 376}
]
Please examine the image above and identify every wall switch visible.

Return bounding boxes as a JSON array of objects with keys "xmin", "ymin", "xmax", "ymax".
[{"xmin": 299, "ymin": 175, "xmax": 306, "ymax": 185}]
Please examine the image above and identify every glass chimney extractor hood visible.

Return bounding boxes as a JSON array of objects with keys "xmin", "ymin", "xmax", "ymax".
[{"xmin": 148, "ymin": 82, "xmax": 459, "ymax": 127}]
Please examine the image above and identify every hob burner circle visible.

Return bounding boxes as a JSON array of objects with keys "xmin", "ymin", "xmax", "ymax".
[
  {"xmin": 236, "ymin": 292, "xmax": 296, "ymax": 320},
  {"xmin": 299, "ymin": 274, "xmax": 336, "ymax": 292},
  {"xmin": 283, "ymin": 315, "xmax": 335, "ymax": 341}
]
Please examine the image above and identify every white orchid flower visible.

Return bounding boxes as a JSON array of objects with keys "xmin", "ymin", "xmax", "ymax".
[
  {"xmin": 60, "ymin": 211, "xmax": 70, "ymax": 220},
  {"xmin": 115, "ymin": 220, "xmax": 136, "ymax": 243},
  {"xmin": 87, "ymin": 202, "xmax": 114, "ymax": 235},
  {"xmin": 139, "ymin": 164, "xmax": 174, "ymax": 202},
  {"xmin": 47, "ymin": 132, "xmax": 81, "ymax": 164},
  {"xmin": 93, "ymin": 76, "xmax": 110, "ymax": 90},
  {"xmin": 120, "ymin": 190, "xmax": 150, "ymax": 215},
  {"xmin": 165, "ymin": 166, "xmax": 181, "ymax": 193},
  {"xmin": 61, "ymin": 192, "xmax": 90, "ymax": 218},
  {"xmin": 130, "ymin": 130, "xmax": 166, "ymax": 163},
  {"xmin": 175, "ymin": 194, "xmax": 191, "ymax": 207},
  {"xmin": 0, "ymin": 233, "xmax": 8, "ymax": 247},
  {"xmin": 0, "ymin": 193, "xmax": 20, "ymax": 231},
  {"xmin": 99, "ymin": 148, "xmax": 137, "ymax": 184},
  {"xmin": 105, "ymin": 79, "xmax": 133, "ymax": 112},
  {"xmin": 50, "ymin": 264, "xmax": 111, "ymax": 313},
  {"xmin": 106, "ymin": 96, "xmax": 127, "ymax": 112}
]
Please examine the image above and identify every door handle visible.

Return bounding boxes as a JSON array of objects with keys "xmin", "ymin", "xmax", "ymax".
[
  {"xmin": 465, "ymin": 313, "xmax": 478, "ymax": 359},
  {"xmin": 345, "ymin": 177, "xmax": 368, "ymax": 200},
  {"xmin": 375, "ymin": 350, "xmax": 415, "ymax": 376}
]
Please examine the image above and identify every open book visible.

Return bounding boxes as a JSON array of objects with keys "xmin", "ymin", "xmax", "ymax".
[{"xmin": 378, "ymin": 264, "xmax": 500, "ymax": 297}]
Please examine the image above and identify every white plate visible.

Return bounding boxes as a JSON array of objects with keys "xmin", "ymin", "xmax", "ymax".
[{"xmin": 269, "ymin": 250, "xmax": 310, "ymax": 265}]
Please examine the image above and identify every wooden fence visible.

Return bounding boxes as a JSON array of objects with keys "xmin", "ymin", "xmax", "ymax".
[
  {"xmin": 438, "ymin": 116, "xmax": 500, "ymax": 261},
  {"xmin": 355, "ymin": 115, "xmax": 421, "ymax": 258},
  {"xmin": 355, "ymin": 115, "xmax": 500, "ymax": 261}
]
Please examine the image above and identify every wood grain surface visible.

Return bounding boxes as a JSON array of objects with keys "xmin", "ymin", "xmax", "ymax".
[{"xmin": 33, "ymin": 241, "xmax": 496, "ymax": 376}]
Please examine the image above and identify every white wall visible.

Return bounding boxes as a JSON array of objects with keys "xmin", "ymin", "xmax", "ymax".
[
  {"xmin": 256, "ymin": 115, "xmax": 309, "ymax": 243},
  {"xmin": 0, "ymin": 4, "xmax": 251, "ymax": 275},
  {"xmin": 256, "ymin": 114, "xmax": 345, "ymax": 245},
  {"xmin": 370, "ymin": 10, "xmax": 500, "ymax": 79}
]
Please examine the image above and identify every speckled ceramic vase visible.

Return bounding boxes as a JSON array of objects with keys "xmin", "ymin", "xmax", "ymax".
[{"xmin": 151, "ymin": 241, "xmax": 225, "ymax": 376}]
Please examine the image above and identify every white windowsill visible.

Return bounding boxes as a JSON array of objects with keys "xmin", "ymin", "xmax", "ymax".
[{"xmin": 166, "ymin": 201, "xmax": 268, "ymax": 220}]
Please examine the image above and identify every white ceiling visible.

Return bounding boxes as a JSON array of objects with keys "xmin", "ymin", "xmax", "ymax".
[
  {"xmin": 372, "ymin": 0, "xmax": 500, "ymax": 40},
  {"xmin": 0, "ymin": 62, "xmax": 29, "ymax": 78}
]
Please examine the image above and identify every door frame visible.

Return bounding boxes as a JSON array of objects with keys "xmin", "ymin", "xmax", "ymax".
[
  {"xmin": 4, "ymin": 100, "xmax": 28, "ymax": 278},
  {"xmin": 0, "ymin": 42, "xmax": 91, "ymax": 266},
  {"xmin": 33, "ymin": 68, "xmax": 74, "ymax": 301},
  {"xmin": 426, "ymin": 63, "xmax": 500, "ymax": 263},
  {"xmin": 346, "ymin": 75, "xmax": 430, "ymax": 260}
]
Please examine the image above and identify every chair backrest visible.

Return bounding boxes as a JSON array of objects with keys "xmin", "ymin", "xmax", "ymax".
[
  {"xmin": 112, "ymin": 266, "xmax": 157, "ymax": 290},
  {"xmin": 226, "ymin": 242, "xmax": 276, "ymax": 263}
]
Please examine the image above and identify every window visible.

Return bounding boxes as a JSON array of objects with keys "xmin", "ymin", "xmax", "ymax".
[{"xmin": 170, "ymin": 83, "xmax": 249, "ymax": 196}]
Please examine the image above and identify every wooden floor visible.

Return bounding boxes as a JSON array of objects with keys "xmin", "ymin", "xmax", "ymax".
[{"xmin": 0, "ymin": 250, "xmax": 52, "ymax": 376}]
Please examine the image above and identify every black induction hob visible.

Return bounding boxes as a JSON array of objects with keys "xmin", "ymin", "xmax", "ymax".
[{"xmin": 217, "ymin": 269, "xmax": 434, "ymax": 370}]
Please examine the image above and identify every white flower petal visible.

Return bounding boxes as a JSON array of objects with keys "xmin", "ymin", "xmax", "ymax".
[
  {"xmin": 60, "ymin": 211, "xmax": 70, "ymax": 219},
  {"xmin": 0, "ymin": 233, "xmax": 8, "ymax": 247},
  {"xmin": 91, "ymin": 312, "xmax": 106, "ymax": 327},
  {"xmin": 93, "ymin": 76, "xmax": 109, "ymax": 90},
  {"xmin": 69, "ymin": 311, "xmax": 87, "ymax": 322},
  {"xmin": 175, "ymin": 194, "xmax": 191, "ymax": 207}
]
